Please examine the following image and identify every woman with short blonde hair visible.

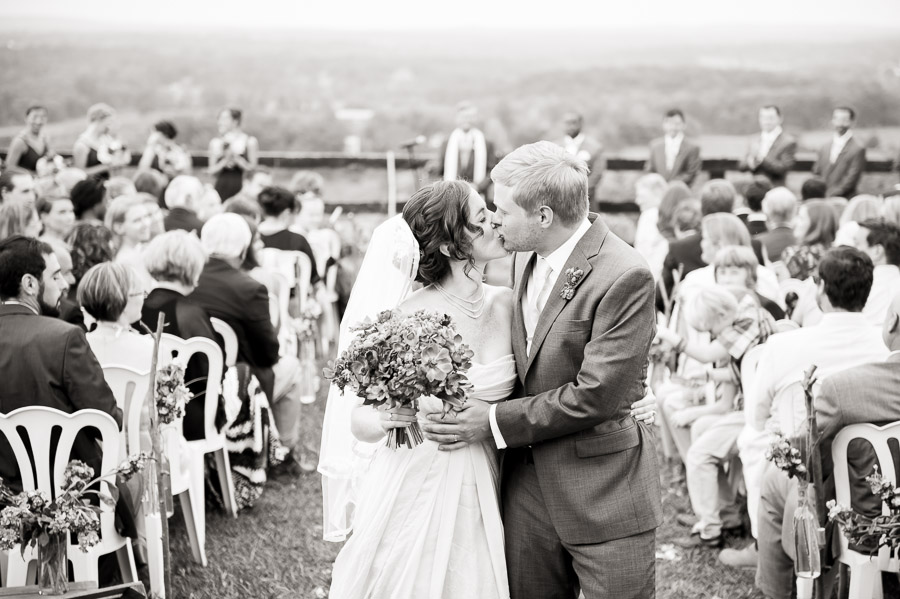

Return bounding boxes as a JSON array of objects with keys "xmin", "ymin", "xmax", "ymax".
[{"xmin": 143, "ymin": 230, "xmax": 206, "ymax": 287}]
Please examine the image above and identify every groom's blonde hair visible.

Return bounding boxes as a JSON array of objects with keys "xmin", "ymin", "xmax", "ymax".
[{"xmin": 491, "ymin": 141, "xmax": 589, "ymax": 227}]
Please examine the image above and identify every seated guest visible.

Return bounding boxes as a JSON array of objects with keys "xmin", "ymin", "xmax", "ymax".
[
  {"xmin": 741, "ymin": 179, "xmax": 772, "ymax": 236},
  {"xmin": 228, "ymin": 167, "xmax": 272, "ymax": 205},
  {"xmin": 163, "ymin": 175, "xmax": 205, "ymax": 234},
  {"xmin": 715, "ymin": 245, "xmax": 784, "ymax": 320},
  {"xmin": 0, "ymin": 167, "xmax": 37, "ymax": 207},
  {"xmin": 0, "ymin": 202, "xmax": 41, "ymax": 240},
  {"xmin": 106, "ymin": 194, "xmax": 155, "ymax": 292},
  {"xmin": 632, "ymin": 173, "xmax": 669, "ymax": 281},
  {"xmin": 780, "ymin": 199, "xmax": 838, "ymax": 281},
  {"xmin": 756, "ymin": 187, "xmax": 797, "ymax": 269},
  {"xmin": 55, "ymin": 167, "xmax": 87, "ymax": 195},
  {"xmin": 257, "ymin": 186, "xmax": 319, "ymax": 285},
  {"xmin": 133, "ymin": 168, "xmax": 169, "ymax": 208},
  {"xmin": 196, "ymin": 185, "xmax": 224, "ymax": 223},
  {"xmin": 190, "ymin": 214, "xmax": 304, "ymax": 461},
  {"xmin": 721, "ymin": 247, "xmax": 889, "ymax": 570},
  {"xmin": 656, "ymin": 180, "xmax": 693, "ymax": 243},
  {"xmin": 800, "ymin": 177, "xmax": 827, "ymax": 203},
  {"xmin": 66, "ymin": 222, "xmax": 115, "ymax": 301},
  {"xmin": 755, "ymin": 292, "xmax": 900, "ymax": 599},
  {"xmin": 289, "ymin": 170, "xmax": 324, "ymax": 202},
  {"xmin": 36, "ymin": 194, "xmax": 76, "ymax": 247},
  {"xmin": 71, "ymin": 176, "xmax": 108, "ymax": 224},
  {"xmin": 142, "ymin": 230, "xmax": 225, "ymax": 441},
  {"xmin": 105, "ymin": 176, "xmax": 137, "ymax": 203},
  {"xmin": 0, "ymin": 235, "xmax": 122, "ymax": 491},
  {"xmin": 78, "ymin": 263, "xmax": 154, "ymax": 448},
  {"xmin": 834, "ymin": 194, "xmax": 882, "ymax": 247},
  {"xmin": 223, "ymin": 195, "xmax": 262, "ymax": 225},
  {"xmin": 138, "ymin": 193, "xmax": 165, "ymax": 239},
  {"xmin": 853, "ymin": 219, "xmax": 900, "ymax": 326},
  {"xmin": 51, "ymin": 243, "xmax": 84, "ymax": 329}
]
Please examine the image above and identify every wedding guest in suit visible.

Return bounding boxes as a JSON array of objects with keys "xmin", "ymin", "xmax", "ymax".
[
  {"xmin": 721, "ymin": 247, "xmax": 889, "ymax": 569},
  {"xmin": 646, "ymin": 108, "xmax": 702, "ymax": 186},
  {"xmin": 434, "ymin": 102, "xmax": 498, "ymax": 197},
  {"xmin": 739, "ymin": 106, "xmax": 797, "ymax": 187},
  {"xmin": 754, "ymin": 291, "xmax": 900, "ymax": 599},
  {"xmin": 741, "ymin": 179, "xmax": 773, "ymax": 236},
  {"xmin": 0, "ymin": 235, "xmax": 122, "ymax": 490},
  {"xmin": 756, "ymin": 187, "xmax": 798, "ymax": 266},
  {"xmin": 853, "ymin": 219, "xmax": 900, "ymax": 326},
  {"xmin": 0, "ymin": 168, "xmax": 37, "ymax": 207},
  {"xmin": 142, "ymin": 230, "xmax": 225, "ymax": 442},
  {"xmin": 633, "ymin": 173, "xmax": 669, "ymax": 280},
  {"xmin": 5, "ymin": 105, "xmax": 53, "ymax": 174},
  {"xmin": 555, "ymin": 110, "xmax": 605, "ymax": 201},
  {"xmin": 812, "ymin": 107, "xmax": 867, "ymax": 198},
  {"xmin": 163, "ymin": 175, "xmax": 205, "ymax": 234},
  {"xmin": 208, "ymin": 108, "xmax": 259, "ymax": 201},
  {"xmin": 800, "ymin": 177, "xmax": 827, "ymax": 203},
  {"xmin": 190, "ymin": 214, "xmax": 305, "ymax": 463}
]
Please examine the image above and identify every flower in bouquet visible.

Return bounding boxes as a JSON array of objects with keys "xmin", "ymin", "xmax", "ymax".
[
  {"xmin": 764, "ymin": 432, "xmax": 807, "ymax": 481},
  {"xmin": 156, "ymin": 359, "xmax": 194, "ymax": 425},
  {"xmin": 324, "ymin": 309, "xmax": 474, "ymax": 449},
  {"xmin": 827, "ymin": 465, "xmax": 900, "ymax": 554}
]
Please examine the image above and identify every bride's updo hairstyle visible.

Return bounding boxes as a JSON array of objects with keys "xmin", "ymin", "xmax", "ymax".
[{"xmin": 402, "ymin": 180, "xmax": 483, "ymax": 286}]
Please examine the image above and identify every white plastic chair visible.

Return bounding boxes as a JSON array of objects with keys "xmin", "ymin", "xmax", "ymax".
[
  {"xmin": 157, "ymin": 334, "xmax": 236, "ymax": 520},
  {"xmin": 210, "ymin": 317, "xmax": 238, "ymax": 369},
  {"xmin": 831, "ymin": 422, "xmax": 900, "ymax": 599},
  {"xmin": 0, "ymin": 407, "xmax": 137, "ymax": 587}
]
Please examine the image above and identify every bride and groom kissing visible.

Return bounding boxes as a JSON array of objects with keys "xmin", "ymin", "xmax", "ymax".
[{"xmin": 319, "ymin": 141, "xmax": 662, "ymax": 599}]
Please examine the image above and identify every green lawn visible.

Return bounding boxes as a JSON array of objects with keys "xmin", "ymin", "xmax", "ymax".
[{"xmin": 167, "ymin": 372, "xmax": 762, "ymax": 599}]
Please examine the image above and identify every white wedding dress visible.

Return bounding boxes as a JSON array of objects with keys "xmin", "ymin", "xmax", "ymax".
[{"xmin": 328, "ymin": 354, "xmax": 516, "ymax": 599}]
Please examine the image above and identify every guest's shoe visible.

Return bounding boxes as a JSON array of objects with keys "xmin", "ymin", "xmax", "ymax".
[
  {"xmin": 675, "ymin": 513, "xmax": 698, "ymax": 528},
  {"xmin": 672, "ymin": 533, "xmax": 722, "ymax": 549},
  {"xmin": 270, "ymin": 452, "xmax": 303, "ymax": 477},
  {"xmin": 718, "ymin": 544, "xmax": 758, "ymax": 570}
]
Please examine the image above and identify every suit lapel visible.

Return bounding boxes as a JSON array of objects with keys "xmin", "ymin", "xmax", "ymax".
[
  {"xmin": 513, "ymin": 252, "xmax": 535, "ymax": 382},
  {"xmin": 671, "ymin": 141, "xmax": 689, "ymax": 176},
  {"xmin": 524, "ymin": 218, "xmax": 608, "ymax": 376},
  {"xmin": 764, "ymin": 133, "xmax": 782, "ymax": 162}
]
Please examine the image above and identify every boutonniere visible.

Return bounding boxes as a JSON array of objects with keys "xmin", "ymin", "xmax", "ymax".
[{"xmin": 560, "ymin": 267, "xmax": 585, "ymax": 300}]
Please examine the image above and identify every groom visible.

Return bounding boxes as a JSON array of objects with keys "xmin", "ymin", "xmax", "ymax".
[{"xmin": 423, "ymin": 141, "xmax": 661, "ymax": 599}]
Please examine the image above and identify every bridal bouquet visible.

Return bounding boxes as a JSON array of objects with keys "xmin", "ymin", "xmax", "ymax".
[{"xmin": 324, "ymin": 309, "xmax": 474, "ymax": 449}]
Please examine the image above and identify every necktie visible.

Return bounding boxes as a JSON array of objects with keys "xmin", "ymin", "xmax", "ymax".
[{"xmin": 524, "ymin": 257, "xmax": 553, "ymax": 354}]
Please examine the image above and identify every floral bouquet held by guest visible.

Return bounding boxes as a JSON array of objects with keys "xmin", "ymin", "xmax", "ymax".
[{"xmin": 325, "ymin": 308, "xmax": 473, "ymax": 449}]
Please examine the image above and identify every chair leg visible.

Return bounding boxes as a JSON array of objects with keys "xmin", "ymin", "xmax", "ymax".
[
  {"xmin": 838, "ymin": 563, "xmax": 851, "ymax": 599},
  {"xmin": 4, "ymin": 550, "xmax": 33, "ymax": 587},
  {"xmin": 144, "ymin": 513, "xmax": 166, "ymax": 597},
  {"xmin": 0, "ymin": 549, "xmax": 8, "ymax": 587},
  {"xmin": 178, "ymin": 489, "xmax": 208, "ymax": 566},
  {"xmin": 848, "ymin": 561, "xmax": 879, "ymax": 599},
  {"xmin": 115, "ymin": 541, "xmax": 137, "ymax": 584},
  {"xmin": 71, "ymin": 552, "xmax": 99, "ymax": 583},
  {"xmin": 213, "ymin": 448, "xmax": 239, "ymax": 518}
]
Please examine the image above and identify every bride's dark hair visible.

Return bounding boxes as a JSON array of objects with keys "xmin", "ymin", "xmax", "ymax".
[{"xmin": 402, "ymin": 180, "xmax": 483, "ymax": 286}]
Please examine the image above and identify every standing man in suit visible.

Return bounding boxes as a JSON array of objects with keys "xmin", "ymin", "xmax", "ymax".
[
  {"xmin": 434, "ymin": 102, "xmax": 498, "ymax": 198},
  {"xmin": 0, "ymin": 235, "xmax": 122, "ymax": 489},
  {"xmin": 555, "ymin": 110, "xmax": 605, "ymax": 203},
  {"xmin": 646, "ymin": 109, "xmax": 702, "ymax": 186},
  {"xmin": 424, "ymin": 141, "xmax": 661, "ymax": 598},
  {"xmin": 754, "ymin": 291, "xmax": 900, "ymax": 599},
  {"xmin": 812, "ymin": 106, "xmax": 867, "ymax": 198},
  {"xmin": 739, "ymin": 105, "xmax": 797, "ymax": 187}
]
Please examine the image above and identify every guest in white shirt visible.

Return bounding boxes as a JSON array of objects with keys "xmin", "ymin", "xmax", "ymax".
[
  {"xmin": 719, "ymin": 247, "xmax": 889, "ymax": 570},
  {"xmin": 853, "ymin": 219, "xmax": 900, "ymax": 325},
  {"xmin": 633, "ymin": 173, "xmax": 669, "ymax": 280}
]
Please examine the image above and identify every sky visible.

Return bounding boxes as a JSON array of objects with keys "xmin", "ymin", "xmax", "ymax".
[{"xmin": 2, "ymin": 0, "xmax": 900, "ymax": 32}]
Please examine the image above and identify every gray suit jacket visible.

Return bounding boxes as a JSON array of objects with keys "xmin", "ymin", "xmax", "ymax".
[
  {"xmin": 740, "ymin": 131, "xmax": 798, "ymax": 187},
  {"xmin": 812, "ymin": 136, "xmax": 867, "ymax": 198},
  {"xmin": 646, "ymin": 137, "xmax": 702, "ymax": 185},
  {"xmin": 496, "ymin": 216, "xmax": 662, "ymax": 544}
]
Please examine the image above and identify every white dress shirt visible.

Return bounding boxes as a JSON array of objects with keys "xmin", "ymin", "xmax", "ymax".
[
  {"xmin": 489, "ymin": 218, "xmax": 593, "ymax": 449},
  {"xmin": 863, "ymin": 264, "xmax": 900, "ymax": 326},
  {"xmin": 830, "ymin": 130, "xmax": 853, "ymax": 164},
  {"xmin": 665, "ymin": 134, "xmax": 684, "ymax": 172},
  {"xmin": 757, "ymin": 126, "xmax": 782, "ymax": 160}
]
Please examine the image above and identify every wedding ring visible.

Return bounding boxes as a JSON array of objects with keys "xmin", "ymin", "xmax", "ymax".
[{"xmin": 389, "ymin": 413, "xmax": 394, "ymax": 421}]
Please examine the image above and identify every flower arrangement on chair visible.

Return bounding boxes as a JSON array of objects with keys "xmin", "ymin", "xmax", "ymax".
[{"xmin": 827, "ymin": 467, "xmax": 900, "ymax": 558}]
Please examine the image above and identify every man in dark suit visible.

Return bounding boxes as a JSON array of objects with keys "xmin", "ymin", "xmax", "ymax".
[
  {"xmin": 0, "ymin": 235, "xmax": 122, "ymax": 489},
  {"xmin": 555, "ymin": 110, "xmax": 605, "ymax": 203},
  {"xmin": 433, "ymin": 102, "xmax": 499, "ymax": 198},
  {"xmin": 754, "ymin": 291, "xmax": 900, "ymax": 599},
  {"xmin": 646, "ymin": 109, "xmax": 702, "ymax": 186},
  {"xmin": 812, "ymin": 106, "xmax": 867, "ymax": 198},
  {"xmin": 189, "ymin": 214, "xmax": 304, "ymax": 459},
  {"xmin": 739, "ymin": 105, "xmax": 797, "ymax": 187},
  {"xmin": 163, "ymin": 175, "xmax": 205, "ymax": 234},
  {"xmin": 755, "ymin": 187, "xmax": 798, "ymax": 264}
]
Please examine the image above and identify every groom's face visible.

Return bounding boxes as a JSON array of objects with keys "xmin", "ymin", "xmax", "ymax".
[{"xmin": 491, "ymin": 184, "xmax": 542, "ymax": 252}]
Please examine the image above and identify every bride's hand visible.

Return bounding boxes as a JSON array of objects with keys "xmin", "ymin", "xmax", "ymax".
[
  {"xmin": 378, "ymin": 405, "xmax": 418, "ymax": 434},
  {"xmin": 630, "ymin": 390, "xmax": 657, "ymax": 425}
]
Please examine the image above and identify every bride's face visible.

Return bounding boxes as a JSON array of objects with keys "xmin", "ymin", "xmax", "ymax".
[{"xmin": 465, "ymin": 189, "xmax": 508, "ymax": 262}]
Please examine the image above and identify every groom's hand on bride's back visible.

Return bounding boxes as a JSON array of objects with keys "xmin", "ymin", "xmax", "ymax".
[{"xmin": 421, "ymin": 399, "xmax": 492, "ymax": 452}]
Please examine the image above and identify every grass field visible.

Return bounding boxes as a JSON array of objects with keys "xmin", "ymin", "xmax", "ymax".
[{"xmin": 167, "ymin": 366, "xmax": 762, "ymax": 599}]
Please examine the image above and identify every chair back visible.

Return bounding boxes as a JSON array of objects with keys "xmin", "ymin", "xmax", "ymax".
[
  {"xmin": 158, "ymin": 334, "xmax": 224, "ymax": 441},
  {"xmin": 102, "ymin": 364, "xmax": 151, "ymax": 459},
  {"xmin": 778, "ymin": 278, "xmax": 806, "ymax": 311},
  {"xmin": 307, "ymin": 229, "xmax": 341, "ymax": 276},
  {"xmin": 832, "ymin": 422, "xmax": 900, "ymax": 571},
  {"xmin": 210, "ymin": 317, "xmax": 238, "ymax": 368},
  {"xmin": 0, "ymin": 407, "xmax": 122, "ymax": 533},
  {"xmin": 268, "ymin": 271, "xmax": 290, "ymax": 328},
  {"xmin": 257, "ymin": 248, "xmax": 312, "ymax": 312}
]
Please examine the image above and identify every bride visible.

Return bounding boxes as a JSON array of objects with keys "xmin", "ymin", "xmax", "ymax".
[{"xmin": 319, "ymin": 180, "xmax": 650, "ymax": 599}]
